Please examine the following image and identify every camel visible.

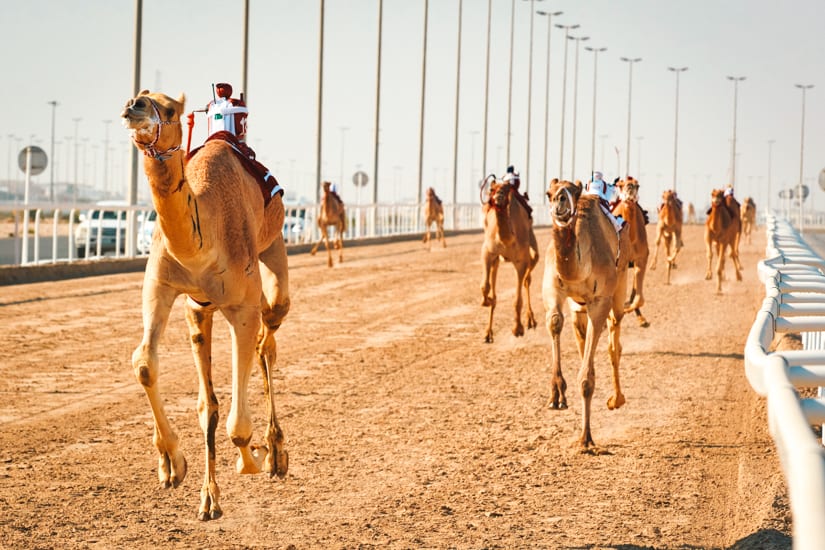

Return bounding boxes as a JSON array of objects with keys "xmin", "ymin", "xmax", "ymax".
[
  {"xmin": 613, "ymin": 178, "xmax": 650, "ymax": 327},
  {"xmin": 543, "ymin": 179, "xmax": 630, "ymax": 450},
  {"xmin": 649, "ymin": 189, "xmax": 684, "ymax": 284},
  {"xmin": 422, "ymin": 187, "xmax": 446, "ymax": 250},
  {"xmin": 121, "ymin": 90, "xmax": 290, "ymax": 521},
  {"xmin": 726, "ymin": 191, "xmax": 742, "ymax": 260},
  {"xmin": 741, "ymin": 196, "xmax": 756, "ymax": 245},
  {"xmin": 480, "ymin": 176, "xmax": 539, "ymax": 343},
  {"xmin": 310, "ymin": 181, "xmax": 346, "ymax": 267},
  {"xmin": 705, "ymin": 188, "xmax": 742, "ymax": 292}
]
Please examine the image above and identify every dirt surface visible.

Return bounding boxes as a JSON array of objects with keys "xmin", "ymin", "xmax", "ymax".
[{"xmin": 0, "ymin": 223, "xmax": 793, "ymax": 549}]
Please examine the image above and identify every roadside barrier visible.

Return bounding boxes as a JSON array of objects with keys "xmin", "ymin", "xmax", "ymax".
[{"xmin": 744, "ymin": 215, "xmax": 825, "ymax": 550}]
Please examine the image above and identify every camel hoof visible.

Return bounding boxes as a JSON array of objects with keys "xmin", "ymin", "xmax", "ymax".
[
  {"xmin": 513, "ymin": 325, "xmax": 524, "ymax": 337},
  {"xmin": 607, "ymin": 394, "xmax": 626, "ymax": 410},
  {"xmin": 639, "ymin": 320, "xmax": 650, "ymax": 328},
  {"xmin": 548, "ymin": 401, "xmax": 568, "ymax": 410},
  {"xmin": 267, "ymin": 449, "xmax": 289, "ymax": 479},
  {"xmin": 484, "ymin": 333, "xmax": 494, "ymax": 344}
]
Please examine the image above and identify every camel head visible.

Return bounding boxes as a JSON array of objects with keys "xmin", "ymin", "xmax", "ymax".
[
  {"xmin": 547, "ymin": 179, "xmax": 581, "ymax": 227},
  {"xmin": 121, "ymin": 90, "xmax": 185, "ymax": 159},
  {"xmin": 710, "ymin": 189, "xmax": 725, "ymax": 207},
  {"xmin": 426, "ymin": 187, "xmax": 435, "ymax": 198},
  {"xmin": 618, "ymin": 178, "xmax": 640, "ymax": 202},
  {"xmin": 488, "ymin": 181, "xmax": 512, "ymax": 211},
  {"xmin": 322, "ymin": 180, "xmax": 332, "ymax": 192}
]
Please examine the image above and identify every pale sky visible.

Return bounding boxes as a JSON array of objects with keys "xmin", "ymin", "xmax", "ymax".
[{"xmin": 3, "ymin": 0, "xmax": 824, "ymax": 211}]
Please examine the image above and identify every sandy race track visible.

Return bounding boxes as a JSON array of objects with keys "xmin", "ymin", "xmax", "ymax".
[{"xmin": 0, "ymin": 223, "xmax": 793, "ymax": 549}]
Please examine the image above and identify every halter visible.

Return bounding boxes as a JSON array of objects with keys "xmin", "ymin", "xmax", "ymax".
[
  {"xmin": 132, "ymin": 98, "xmax": 182, "ymax": 162},
  {"xmin": 551, "ymin": 186, "xmax": 578, "ymax": 228}
]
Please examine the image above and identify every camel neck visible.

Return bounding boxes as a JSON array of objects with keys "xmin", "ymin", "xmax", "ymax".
[{"xmin": 143, "ymin": 151, "xmax": 204, "ymax": 257}]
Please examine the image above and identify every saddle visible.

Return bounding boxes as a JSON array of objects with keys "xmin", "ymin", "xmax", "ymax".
[{"xmin": 187, "ymin": 131, "xmax": 283, "ymax": 206}]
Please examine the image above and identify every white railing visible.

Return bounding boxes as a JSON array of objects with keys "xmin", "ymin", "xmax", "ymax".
[
  {"xmin": 2, "ymin": 198, "xmax": 555, "ymax": 266},
  {"xmin": 744, "ymin": 214, "xmax": 825, "ymax": 550}
]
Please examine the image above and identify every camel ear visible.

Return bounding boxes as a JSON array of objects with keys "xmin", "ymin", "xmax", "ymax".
[
  {"xmin": 177, "ymin": 93, "xmax": 186, "ymax": 111},
  {"xmin": 139, "ymin": 89, "xmax": 150, "ymax": 96}
]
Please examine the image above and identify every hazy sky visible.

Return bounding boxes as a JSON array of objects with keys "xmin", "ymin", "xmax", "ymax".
[{"xmin": 3, "ymin": 0, "xmax": 824, "ymax": 210}]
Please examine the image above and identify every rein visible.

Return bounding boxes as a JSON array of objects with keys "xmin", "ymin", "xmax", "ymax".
[{"xmin": 132, "ymin": 98, "xmax": 182, "ymax": 162}]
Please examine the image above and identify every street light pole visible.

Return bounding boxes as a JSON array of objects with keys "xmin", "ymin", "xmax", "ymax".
[
  {"xmin": 536, "ymin": 9, "xmax": 562, "ymax": 198},
  {"xmin": 481, "ymin": 0, "xmax": 492, "ymax": 180},
  {"xmin": 585, "ymin": 45, "xmax": 605, "ymax": 179},
  {"xmin": 505, "ymin": 0, "xmax": 516, "ymax": 165},
  {"xmin": 795, "ymin": 83, "xmax": 814, "ymax": 234},
  {"xmin": 48, "ymin": 100, "xmax": 58, "ymax": 202},
  {"xmin": 451, "ymin": 0, "xmax": 463, "ymax": 209},
  {"xmin": 417, "ymin": 0, "xmax": 429, "ymax": 205},
  {"xmin": 316, "ymin": 0, "xmax": 325, "ymax": 205},
  {"xmin": 636, "ymin": 136, "xmax": 643, "ymax": 178},
  {"xmin": 102, "ymin": 119, "xmax": 111, "ymax": 197},
  {"xmin": 372, "ymin": 0, "xmax": 383, "ymax": 206},
  {"xmin": 767, "ymin": 139, "xmax": 775, "ymax": 213},
  {"xmin": 668, "ymin": 66, "xmax": 688, "ymax": 192},
  {"xmin": 555, "ymin": 23, "xmax": 579, "ymax": 181},
  {"xmin": 726, "ymin": 75, "xmax": 745, "ymax": 188},
  {"xmin": 521, "ymin": 0, "xmax": 544, "ymax": 197},
  {"xmin": 568, "ymin": 34, "xmax": 589, "ymax": 183},
  {"xmin": 620, "ymin": 57, "xmax": 641, "ymax": 178}
]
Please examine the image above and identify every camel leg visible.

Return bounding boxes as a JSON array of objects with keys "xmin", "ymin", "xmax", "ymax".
[
  {"xmin": 545, "ymin": 301, "xmax": 568, "ymax": 410},
  {"xmin": 183, "ymin": 300, "xmax": 223, "ymax": 521},
  {"xmin": 423, "ymin": 222, "xmax": 431, "ymax": 249},
  {"xmin": 607, "ymin": 277, "xmax": 627, "ymax": 411},
  {"xmin": 337, "ymin": 225, "xmax": 344, "ymax": 264},
  {"xmin": 577, "ymin": 298, "xmax": 611, "ymax": 450},
  {"xmin": 481, "ymin": 254, "xmax": 499, "ymax": 343},
  {"xmin": 523, "ymin": 268, "xmax": 537, "ymax": 330},
  {"xmin": 132, "ymin": 278, "xmax": 187, "ymax": 491},
  {"xmin": 257, "ymin": 240, "xmax": 291, "ymax": 479},
  {"xmin": 439, "ymin": 222, "xmax": 446, "ymax": 248},
  {"xmin": 571, "ymin": 304, "xmax": 587, "ymax": 359},
  {"xmin": 704, "ymin": 237, "xmax": 714, "ymax": 280},
  {"xmin": 223, "ymin": 303, "xmax": 268, "ymax": 476},
  {"xmin": 715, "ymin": 243, "xmax": 725, "ymax": 293},
  {"xmin": 649, "ymin": 229, "xmax": 662, "ymax": 270},
  {"xmin": 511, "ymin": 263, "xmax": 528, "ymax": 337}
]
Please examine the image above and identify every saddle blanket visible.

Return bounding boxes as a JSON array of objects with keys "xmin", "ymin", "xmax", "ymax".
[{"xmin": 187, "ymin": 131, "xmax": 283, "ymax": 207}]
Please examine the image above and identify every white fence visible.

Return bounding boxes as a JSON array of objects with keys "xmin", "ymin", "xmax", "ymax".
[
  {"xmin": 1, "ymin": 198, "xmax": 555, "ymax": 266},
  {"xmin": 745, "ymin": 215, "xmax": 825, "ymax": 550}
]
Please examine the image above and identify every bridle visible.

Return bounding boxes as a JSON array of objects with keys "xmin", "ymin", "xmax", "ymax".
[
  {"xmin": 550, "ymin": 186, "xmax": 578, "ymax": 228},
  {"xmin": 130, "ymin": 97, "xmax": 182, "ymax": 162}
]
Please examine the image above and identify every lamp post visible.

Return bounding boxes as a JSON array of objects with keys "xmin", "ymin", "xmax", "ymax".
[
  {"xmin": 767, "ymin": 139, "xmax": 775, "ymax": 213},
  {"xmin": 521, "ymin": 0, "xmax": 545, "ymax": 197},
  {"xmin": 726, "ymin": 75, "xmax": 745, "ymax": 188},
  {"xmin": 585, "ymin": 45, "xmax": 606, "ymax": 179},
  {"xmin": 668, "ymin": 66, "xmax": 687, "ymax": 192},
  {"xmin": 536, "ymin": 9, "xmax": 562, "ymax": 198},
  {"xmin": 505, "ymin": 0, "xmax": 516, "ymax": 165},
  {"xmin": 568, "ymin": 34, "xmax": 589, "ymax": 183},
  {"xmin": 316, "ymin": 0, "xmax": 325, "ymax": 205},
  {"xmin": 48, "ymin": 100, "xmax": 58, "ymax": 202},
  {"xmin": 372, "ymin": 0, "xmax": 384, "ymax": 207},
  {"xmin": 795, "ymin": 83, "xmax": 814, "ymax": 233},
  {"xmin": 451, "ymin": 0, "xmax": 463, "ymax": 209},
  {"xmin": 481, "ymin": 0, "xmax": 492, "ymax": 180},
  {"xmin": 416, "ymin": 0, "xmax": 429, "ymax": 205},
  {"xmin": 555, "ymin": 23, "xmax": 579, "ymax": 180},
  {"xmin": 620, "ymin": 57, "xmax": 641, "ymax": 178},
  {"xmin": 599, "ymin": 133, "xmax": 608, "ymax": 171}
]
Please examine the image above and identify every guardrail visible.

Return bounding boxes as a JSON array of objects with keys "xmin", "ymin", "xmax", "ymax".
[
  {"xmin": 2, "ymin": 198, "xmax": 555, "ymax": 266},
  {"xmin": 744, "ymin": 215, "xmax": 825, "ymax": 550}
]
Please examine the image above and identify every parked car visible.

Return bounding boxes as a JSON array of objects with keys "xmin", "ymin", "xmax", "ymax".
[
  {"xmin": 283, "ymin": 203, "xmax": 309, "ymax": 244},
  {"xmin": 137, "ymin": 209, "xmax": 157, "ymax": 254},
  {"xmin": 74, "ymin": 201, "xmax": 128, "ymax": 258}
]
